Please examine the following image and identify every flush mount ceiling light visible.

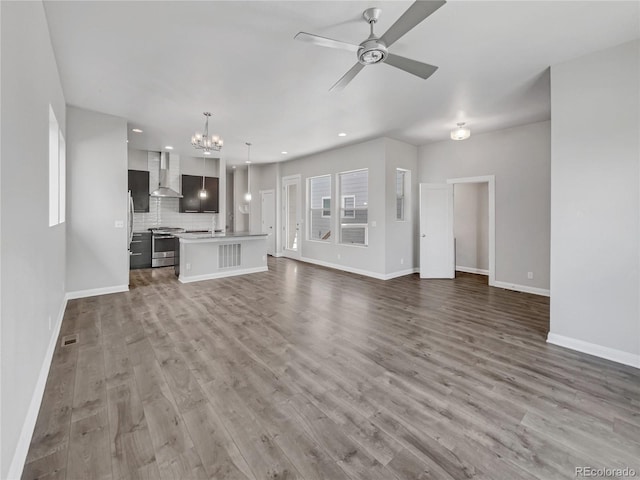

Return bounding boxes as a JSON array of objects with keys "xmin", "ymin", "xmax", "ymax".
[
  {"xmin": 191, "ymin": 112, "xmax": 223, "ymax": 153},
  {"xmin": 450, "ymin": 122, "xmax": 471, "ymax": 141},
  {"xmin": 338, "ymin": 132, "xmax": 347, "ymax": 137},
  {"xmin": 281, "ymin": 151, "xmax": 288, "ymax": 155},
  {"xmin": 165, "ymin": 146, "xmax": 173, "ymax": 150},
  {"xmin": 131, "ymin": 128, "xmax": 143, "ymax": 133}
]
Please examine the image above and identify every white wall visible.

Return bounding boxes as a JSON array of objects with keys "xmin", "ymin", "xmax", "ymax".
[
  {"xmin": 549, "ymin": 40, "xmax": 640, "ymax": 366},
  {"xmin": 454, "ymin": 183, "xmax": 489, "ymax": 272},
  {"xmin": 66, "ymin": 107, "xmax": 129, "ymax": 296},
  {"xmin": 0, "ymin": 2, "xmax": 67, "ymax": 477},
  {"xmin": 418, "ymin": 121, "xmax": 551, "ymax": 291}
]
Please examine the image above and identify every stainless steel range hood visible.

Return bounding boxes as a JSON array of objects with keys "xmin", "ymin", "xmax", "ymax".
[{"xmin": 150, "ymin": 152, "xmax": 183, "ymax": 198}]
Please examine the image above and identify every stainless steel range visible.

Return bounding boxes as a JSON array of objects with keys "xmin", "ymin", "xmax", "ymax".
[{"xmin": 149, "ymin": 227, "xmax": 185, "ymax": 267}]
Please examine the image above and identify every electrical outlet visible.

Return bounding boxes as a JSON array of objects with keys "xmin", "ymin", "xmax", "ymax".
[
  {"xmin": 48, "ymin": 315, "xmax": 52, "ymax": 330},
  {"xmin": 262, "ymin": 255, "xmax": 266, "ymax": 261},
  {"xmin": 400, "ymin": 258, "xmax": 404, "ymax": 265},
  {"xmin": 337, "ymin": 254, "xmax": 341, "ymax": 260},
  {"xmin": 114, "ymin": 220, "xmax": 124, "ymax": 228},
  {"xmin": 186, "ymin": 263, "xmax": 191, "ymax": 271},
  {"xmin": 527, "ymin": 271, "xmax": 534, "ymax": 279},
  {"xmin": 371, "ymin": 221, "xmax": 377, "ymax": 227}
]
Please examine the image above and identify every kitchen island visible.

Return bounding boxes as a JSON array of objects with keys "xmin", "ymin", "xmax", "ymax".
[{"xmin": 174, "ymin": 232, "xmax": 268, "ymax": 283}]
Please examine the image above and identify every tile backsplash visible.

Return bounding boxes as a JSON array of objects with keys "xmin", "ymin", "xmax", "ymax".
[
  {"xmin": 133, "ymin": 197, "xmax": 220, "ymax": 232},
  {"xmin": 131, "ymin": 151, "xmax": 221, "ymax": 232}
]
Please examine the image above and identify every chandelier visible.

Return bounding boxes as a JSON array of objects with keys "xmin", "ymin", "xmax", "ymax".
[{"xmin": 191, "ymin": 112, "xmax": 223, "ymax": 153}]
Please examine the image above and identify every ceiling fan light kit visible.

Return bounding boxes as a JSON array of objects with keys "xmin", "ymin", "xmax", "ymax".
[
  {"xmin": 451, "ymin": 122, "xmax": 471, "ymax": 141},
  {"xmin": 294, "ymin": 1, "xmax": 446, "ymax": 91}
]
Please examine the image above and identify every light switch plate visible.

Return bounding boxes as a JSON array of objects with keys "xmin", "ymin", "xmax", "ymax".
[
  {"xmin": 371, "ymin": 221, "xmax": 377, "ymax": 227},
  {"xmin": 115, "ymin": 220, "xmax": 124, "ymax": 228}
]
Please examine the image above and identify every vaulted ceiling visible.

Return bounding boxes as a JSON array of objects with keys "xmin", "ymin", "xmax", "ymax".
[{"xmin": 43, "ymin": 1, "xmax": 639, "ymax": 165}]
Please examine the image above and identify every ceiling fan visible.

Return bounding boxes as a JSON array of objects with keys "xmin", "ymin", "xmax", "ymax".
[{"xmin": 295, "ymin": 1, "xmax": 446, "ymax": 92}]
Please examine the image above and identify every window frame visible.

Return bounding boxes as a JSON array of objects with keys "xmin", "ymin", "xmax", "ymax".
[
  {"xmin": 307, "ymin": 174, "xmax": 333, "ymax": 243},
  {"xmin": 321, "ymin": 196, "xmax": 331, "ymax": 218},
  {"xmin": 396, "ymin": 168, "xmax": 409, "ymax": 222},
  {"xmin": 338, "ymin": 168, "xmax": 369, "ymax": 247},
  {"xmin": 341, "ymin": 195, "xmax": 356, "ymax": 219}
]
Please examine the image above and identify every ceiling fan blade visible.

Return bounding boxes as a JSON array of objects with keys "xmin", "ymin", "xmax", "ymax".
[
  {"xmin": 384, "ymin": 53, "xmax": 438, "ymax": 80},
  {"xmin": 380, "ymin": 1, "xmax": 446, "ymax": 47},
  {"xmin": 294, "ymin": 32, "xmax": 359, "ymax": 52},
  {"xmin": 329, "ymin": 63, "xmax": 365, "ymax": 92}
]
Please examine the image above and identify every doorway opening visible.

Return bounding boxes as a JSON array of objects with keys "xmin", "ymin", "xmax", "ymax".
[{"xmin": 448, "ymin": 176, "xmax": 495, "ymax": 286}]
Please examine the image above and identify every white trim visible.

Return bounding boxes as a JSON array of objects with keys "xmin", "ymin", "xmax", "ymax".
[
  {"xmin": 384, "ymin": 268, "xmax": 420, "ymax": 280},
  {"xmin": 547, "ymin": 333, "xmax": 640, "ymax": 369},
  {"xmin": 65, "ymin": 284, "xmax": 129, "ymax": 300},
  {"xmin": 7, "ymin": 296, "xmax": 68, "ymax": 480},
  {"xmin": 492, "ymin": 280, "xmax": 550, "ymax": 297},
  {"xmin": 447, "ymin": 175, "xmax": 496, "ymax": 287},
  {"xmin": 456, "ymin": 266, "xmax": 489, "ymax": 276},
  {"xmin": 179, "ymin": 266, "xmax": 268, "ymax": 284},
  {"xmin": 297, "ymin": 256, "xmax": 417, "ymax": 280}
]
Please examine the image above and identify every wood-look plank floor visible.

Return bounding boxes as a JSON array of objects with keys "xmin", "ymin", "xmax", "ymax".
[{"xmin": 23, "ymin": 257, "xmax": 640, "ymax": 479}]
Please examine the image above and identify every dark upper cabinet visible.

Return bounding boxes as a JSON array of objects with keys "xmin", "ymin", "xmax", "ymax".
[
  {"xmin": 201, "ymin": 177, "xmax": 219, "ymax": 213},
  {"xmin": 180, "ymin": 174, "xmax": 219, "ymax": 213},
  {"xmin": 128, "ymin": 169, "xmax": 149, "ymax": 212},
  {"xmin": 180, "ymin": 175, "xmax": 202, "ymax": 213}
]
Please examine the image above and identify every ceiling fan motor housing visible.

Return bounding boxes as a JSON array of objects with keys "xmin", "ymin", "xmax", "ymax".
[{"xmin": 358, "ymin": 38, "xmax": 388, "ymax": 65}]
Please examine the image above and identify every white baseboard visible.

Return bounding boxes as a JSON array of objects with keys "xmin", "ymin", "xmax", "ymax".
[
  {"xmin": 547, "ymin": 333, "xmax": 640, "ymax": 369},
  {"xmin": 298, "ymin": 256, "xmax": 386, "ymax": 280},
  {"xmin": 272, "ymin": 252, "xmax": 284, "ymax": 258},
  {"xmin": 179, "ymin": 266, "xmax": 268, "ymax": 284},
  {"xmin": 297, "ymin": 256, "xmax": 417, "ymax": 281},
  {"xmin": 7, "ymin": 295, "xmax": 68, "ymax": 480},
  {"xmin": 65, "ymin": 284, "xmax": 129, "ymax": 300},
  {"xmin": 456, "ymin": 266, "xmax": 489, "ymax": 276},
  {"xmin": 492, "ymin": 280, "xmax": 550, "ymax": 297},
  {"xmin": 383, "ymin": 268, "xmax": 420, "ymax": 280}
]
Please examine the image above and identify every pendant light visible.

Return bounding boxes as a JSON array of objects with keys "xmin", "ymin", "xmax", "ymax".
[
  {"xmin": 199, "ymin": 154, "xmax": 207, "ymax": 199},
  {"xmin": 450, "ymin": 122, "xmax": 471, "ymax": 141},
  {"xmin": 244, "ymin": 142, "xmax": 252, "ymax": 202}
]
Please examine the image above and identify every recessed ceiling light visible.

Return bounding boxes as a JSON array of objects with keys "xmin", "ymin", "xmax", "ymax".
[
  {"xmin": 338, "ymin": 132, "xmax": 347, "ymax": 137},
  {"xmin": 165, "ymin": 146, "xmax": 173, "ymax": 150},
  {"xmin": 232, "ymin": 166, "xmax": 237, "ymax": 169},
  {"xmin": 281, "ymin": 151, "xmax": 288, "ymax": 155},
  {"xmin": 245, "ymin": 160, "xmax": 252, "ymax": 164},
  {"xmin": 132, "ymin": 128, "xmax": 143, "ymax": 133},
  {"xmin": 204, "ymin": 151, "xmax": 211, "ymax": 155}
]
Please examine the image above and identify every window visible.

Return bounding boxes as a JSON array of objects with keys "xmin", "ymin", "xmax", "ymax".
[
  {"xmin": 321, "ymin": 197, "xmax": 331, "ymax": 217},
  {"xmin": 308, "ymin": 175, "xmax": 332, "ymax": 241},
  {"xmin": 396, "ymin": 169, "xmax": 409, "ymax": 221},
  {"xmin": 341, "ymin": 195, "xmax": 355, "ymax": 218},
  {"xmin": 339, "ymin": 169, "xmax": 368, "ymax": 246},
  {"xmin": 49, "ymin": 105, "xmax": 65, "ymax": 226}
]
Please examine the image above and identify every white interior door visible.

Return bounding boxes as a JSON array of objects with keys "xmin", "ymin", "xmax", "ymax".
[
  {"xmin": 420, "ymin": 183, "xmax": 455, "ymax": 279},
  {"xmin": 282, "ymin": 175, "xmax": 301, "ymax": 260},
  {"xmin": 261, "ymin": 190, "xmax": 276, "ymax": 256}
]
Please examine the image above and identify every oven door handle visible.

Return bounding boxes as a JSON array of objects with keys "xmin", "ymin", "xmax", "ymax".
[{"xmin": 153, "ymin": 234, "xmax": 176, "ymax": 239}]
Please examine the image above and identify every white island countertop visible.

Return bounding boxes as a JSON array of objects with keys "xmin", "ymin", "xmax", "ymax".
[{"xmin": 175, "ymin": 231, "xmax": 268, "ymax": 242}]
